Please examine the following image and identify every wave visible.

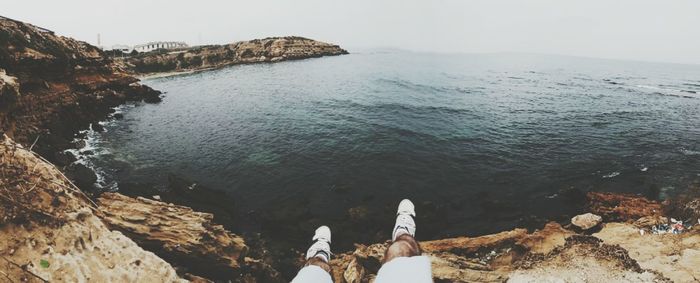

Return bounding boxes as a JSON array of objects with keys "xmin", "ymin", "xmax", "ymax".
[
  {"xmin": 680, "ymin": 148, "xmax": 700, "ymax": 156},
  {"xmin": 631, "ymin": 84, "xmax": 698, "ymax": 99},
  {"xmin": 602, "ymin": 171, "xmax": 621, "ymax": 178},
  {"xmin": 377, "ymin": 78, "xmax": 479, "ymax": 96}
]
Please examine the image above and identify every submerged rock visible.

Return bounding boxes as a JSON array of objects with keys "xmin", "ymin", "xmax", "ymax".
[
  {"xmin": 52, "ymin": 150, "xmax": 77, "ymax": 166},
  {"xmin": 65, "ymin": 163, "xmax": 97, "ymax": 189}
]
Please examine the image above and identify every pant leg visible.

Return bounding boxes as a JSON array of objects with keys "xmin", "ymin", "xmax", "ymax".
[
  {"xmin": 375, "ymin": 255, "xmax": 432, "ymax": 283},
  {"xmin": 291, "ymin": 265, "xmax": 334, "ymax": 283}
]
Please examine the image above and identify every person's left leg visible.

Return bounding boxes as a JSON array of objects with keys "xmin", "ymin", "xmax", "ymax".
[{"xmin": 291, "ymin": 226, "xmax": 334, "ymax": 283}]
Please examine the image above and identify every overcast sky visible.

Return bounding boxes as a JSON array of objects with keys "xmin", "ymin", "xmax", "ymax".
[{"xmin": 4, "ymin": 0, "xmax": 700, "ymax": 64}]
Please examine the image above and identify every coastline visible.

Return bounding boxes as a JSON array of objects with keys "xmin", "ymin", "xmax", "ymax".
[
  {"xmin": 116, "ymin": 36, "xmax": 349, "ymax": 77},
  {"xmin": 2, "ymin": 16, "xmax": 700, "ymax": 282},
  {"xmin": 136, "ymin": 69, "xmax": 208, "ymax": 80}
]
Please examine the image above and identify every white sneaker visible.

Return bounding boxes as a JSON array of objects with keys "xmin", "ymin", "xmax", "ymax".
[
  {"xmin": 392, "ymin": 199, "xmax": 416, "ymax": 241},
  {"xmin": 306, "ymin": 225, "xmax": 332, "ymax": 262}
]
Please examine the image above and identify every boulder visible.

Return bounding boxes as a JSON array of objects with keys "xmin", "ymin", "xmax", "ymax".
[
  {"xmin": 53, "ymin": 150, "xmax": 77, "ymax": 166},
  {"xmin": 347, "ymin": 205, "xmax": 369, "ymax": 222},
  {"xmin": 0, "ymin": 69, "xmax": 20, "ymax": 108},
  {"xmin": 97, "ymin": 192, "xmax": 249, "ymax": 280},
  {"xmin": 633, "ymin": 215, "xmax": 669, "ymax": 228},
  {"xmin": 65, "ymin": 163, "xmax": 97, "ymax": 189},
  {"xmin": 571, "ymin": 213, "xmax": 603, "ymax": 230}
]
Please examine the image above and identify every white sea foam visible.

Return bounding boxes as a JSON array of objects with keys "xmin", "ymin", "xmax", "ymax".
[
  {"xmin": 680, "ymin": 148, "xmax": 700, "ymax": 156},
  {"xmin": 633, "ymin": 84, "xmax": 699, "ymax": 98},
  {"xmin": 65, "ymin": 124, "xmax": 114, "ymax": 190},
  {"xmin": 602, "ymin": 171, "xmax": 620, "ymax": 178}
]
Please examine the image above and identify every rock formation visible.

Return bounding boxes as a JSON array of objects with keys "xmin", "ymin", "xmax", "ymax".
[
  {"xmin": 3, "ymin": 15, "xmax": 700, "ymax": 283},
  {"xmin": 326, "ymin": 217, "xmax": 700, "ymax": 283},
  {"xmin": 0, "ymin": 16, "xmax": 161, "ymax": 161},
  {"xmin": 571, "ymin": 212, "xmax": 603, "ymax": 230},
  {"xmin": 587, "ymin": 191, "xmax": 663, "ymax": 221},
  {"xmin": 0, "ymin": 135, "xmax": 185, "ymax": 282},
  {"xmin": 97, "ymin": 192, "xmax": 249, "ymax": 280},
  {"xmin": 119, "ymin": 36, "xmax": 348, "ymax": 75}
]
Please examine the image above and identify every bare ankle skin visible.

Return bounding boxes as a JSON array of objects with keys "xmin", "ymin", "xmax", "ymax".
[{"xmin": 383, "ymin": 233, "xmax": 422, "ymax": 264}]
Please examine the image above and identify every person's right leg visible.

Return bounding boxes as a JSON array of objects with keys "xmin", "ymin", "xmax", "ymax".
[
  {"xmin": 384, "ymin": 233, "xmax": 422, "ymax": 263},
  {"xmin": 384, "ymin": 199, "xmax": 422, "ymax": 263},
  {"xmin": 375, "ymin": 199, "xmax": 433, "ymax": 282}
]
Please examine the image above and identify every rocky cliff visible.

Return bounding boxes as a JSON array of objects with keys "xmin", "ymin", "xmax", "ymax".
[
  {"xmin": 0, "ymin": 135, "xmax": 186, "ymax": 282},
  {"xmin": 3, "ymin": 16, "xmax": 700, "ymax": 283},
  {"xmin": 325, "ymin": 193, "xmax": 700, "ymax": 283},
  {"xmin": 0, "ymin": 134, "xmax": 284, "ymax": 282},
  {"xmin": 0, "ymin": 16, "xmax": 161, "ymax": 161},
  {"xmin": 119, "ymin": 36, "xmax": 348, "ymax": 75}
]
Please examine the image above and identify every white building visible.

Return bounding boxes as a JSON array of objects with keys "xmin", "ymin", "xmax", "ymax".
[
  {"xmin": 133, "ymin": 41, "xmax": 188, "ymax": 53},
  {"xmin": 111, "ymin": 44, "xmax": 132, "ymax": 53}
]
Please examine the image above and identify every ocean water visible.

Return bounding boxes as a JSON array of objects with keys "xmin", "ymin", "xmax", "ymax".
[{"xmin": 83, "ymin": 51, "xmax": 700, "ymax": 249}]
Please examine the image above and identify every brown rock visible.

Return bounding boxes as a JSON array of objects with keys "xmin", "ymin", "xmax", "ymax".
[
  {"xmin": 97, "ymin": 192, "xmax": 249, "ymax": 279},
  {"xmin": 422, "ymin": 228, "xmax": 529, "ymax": 254},
  {"xmin": 343, "ymin": 258, "xmax": 365, "ymax": 283},
  {"xmin": 587, "ymin": 192, "xmax": 663, "ymax": 221},
  {"xmin": 0, "ymin": 69, "xmax": 20, "ymax": 106},
  {"xmin": 328, "ymin": 228, "xmax": 532, "ymax": 282},
  {"xmin": 571, "ymin": 213, "xmax": 603, "ymax": 230},
  {"xmin": 594, "ymin": 222, "xmax": 700, "ymax": 282},
  {"xmin": 633, "ymin": 215, "xmax": 669, "ymax": 228},
  {"xmin": 0, "ymin": 135, "xmax": 186, "ymax": 282},
  {"xmin": 0, "ymin": 17, "xmax": 162, "ymax": 156},
  {"xmin": 517, "ymin": 222, "xmax": 574, "ymax": 254}
]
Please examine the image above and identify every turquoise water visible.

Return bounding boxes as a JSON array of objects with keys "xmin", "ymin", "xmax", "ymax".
[{"xmin": 86, "ymin": 51, "xmax": 700, "ymax": 248}]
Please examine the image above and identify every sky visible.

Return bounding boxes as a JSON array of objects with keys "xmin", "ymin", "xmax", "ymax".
[{"xmin": 4, "ymin": 0, "xmax": 700, "ymax": 64}]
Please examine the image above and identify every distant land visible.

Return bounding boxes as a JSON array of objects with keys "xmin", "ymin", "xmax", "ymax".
[{"xmin": 115, "ymin": 37, "xmax": 348, "ymax": 76}]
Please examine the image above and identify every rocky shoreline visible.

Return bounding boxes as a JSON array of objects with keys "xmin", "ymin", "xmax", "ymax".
[
  {"xmin": 116, "ymin": 36, "xmax": 349, "ymax": 77},
  {"xmin": 0, "ymin": 17, "xmax": 162, "ymax": 166},
  {"xmin": 2, "ymin": 16, "xmax": 700, "ymax": 282}
]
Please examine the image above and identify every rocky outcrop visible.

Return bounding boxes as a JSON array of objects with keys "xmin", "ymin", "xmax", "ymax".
[
  {"xmin": 97, "ymin": 192, "xmax": 249, "ymax": 280},
  {"xmin": 119, "ymin": 36, "xmax": 348, "ymax": 75},
  {"xmin": 587, "ymin": 192, "xmax": 663, "ymax": 222},
  {"xmin": 0, "ymin": 68, "xmax": 19, "ymax": 108},
  {"xmin": 509, "ymin": 235, "xmax": 666, "ymax": 282},
  {"xmin": 0, "ymin": 135, "xmax": 186, "ymax": 282},
  {"xmin": 595, "ymin": 222, "xmax": 700, "ymax": 282},
  {"xmin": 0, "ymin": 16, "xmax": 161, "ymax": 162},
  {"xmin": 322, "ymin": 191, "xmax": 700, "ymax": 283}
]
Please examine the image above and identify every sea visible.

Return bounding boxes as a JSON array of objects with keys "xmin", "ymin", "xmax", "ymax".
[{"xmin": 77, "ymin": 51, "xmax": 700, "ymax": 251}]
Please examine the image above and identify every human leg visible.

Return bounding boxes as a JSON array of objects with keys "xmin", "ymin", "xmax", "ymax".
[
  {"xmin": 375, "ymin": 199, "xmax": 432, "ymax": 282},
  {"xmin": 291, "ymin": 226, "xmax": 333, "ymax": 283}
]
